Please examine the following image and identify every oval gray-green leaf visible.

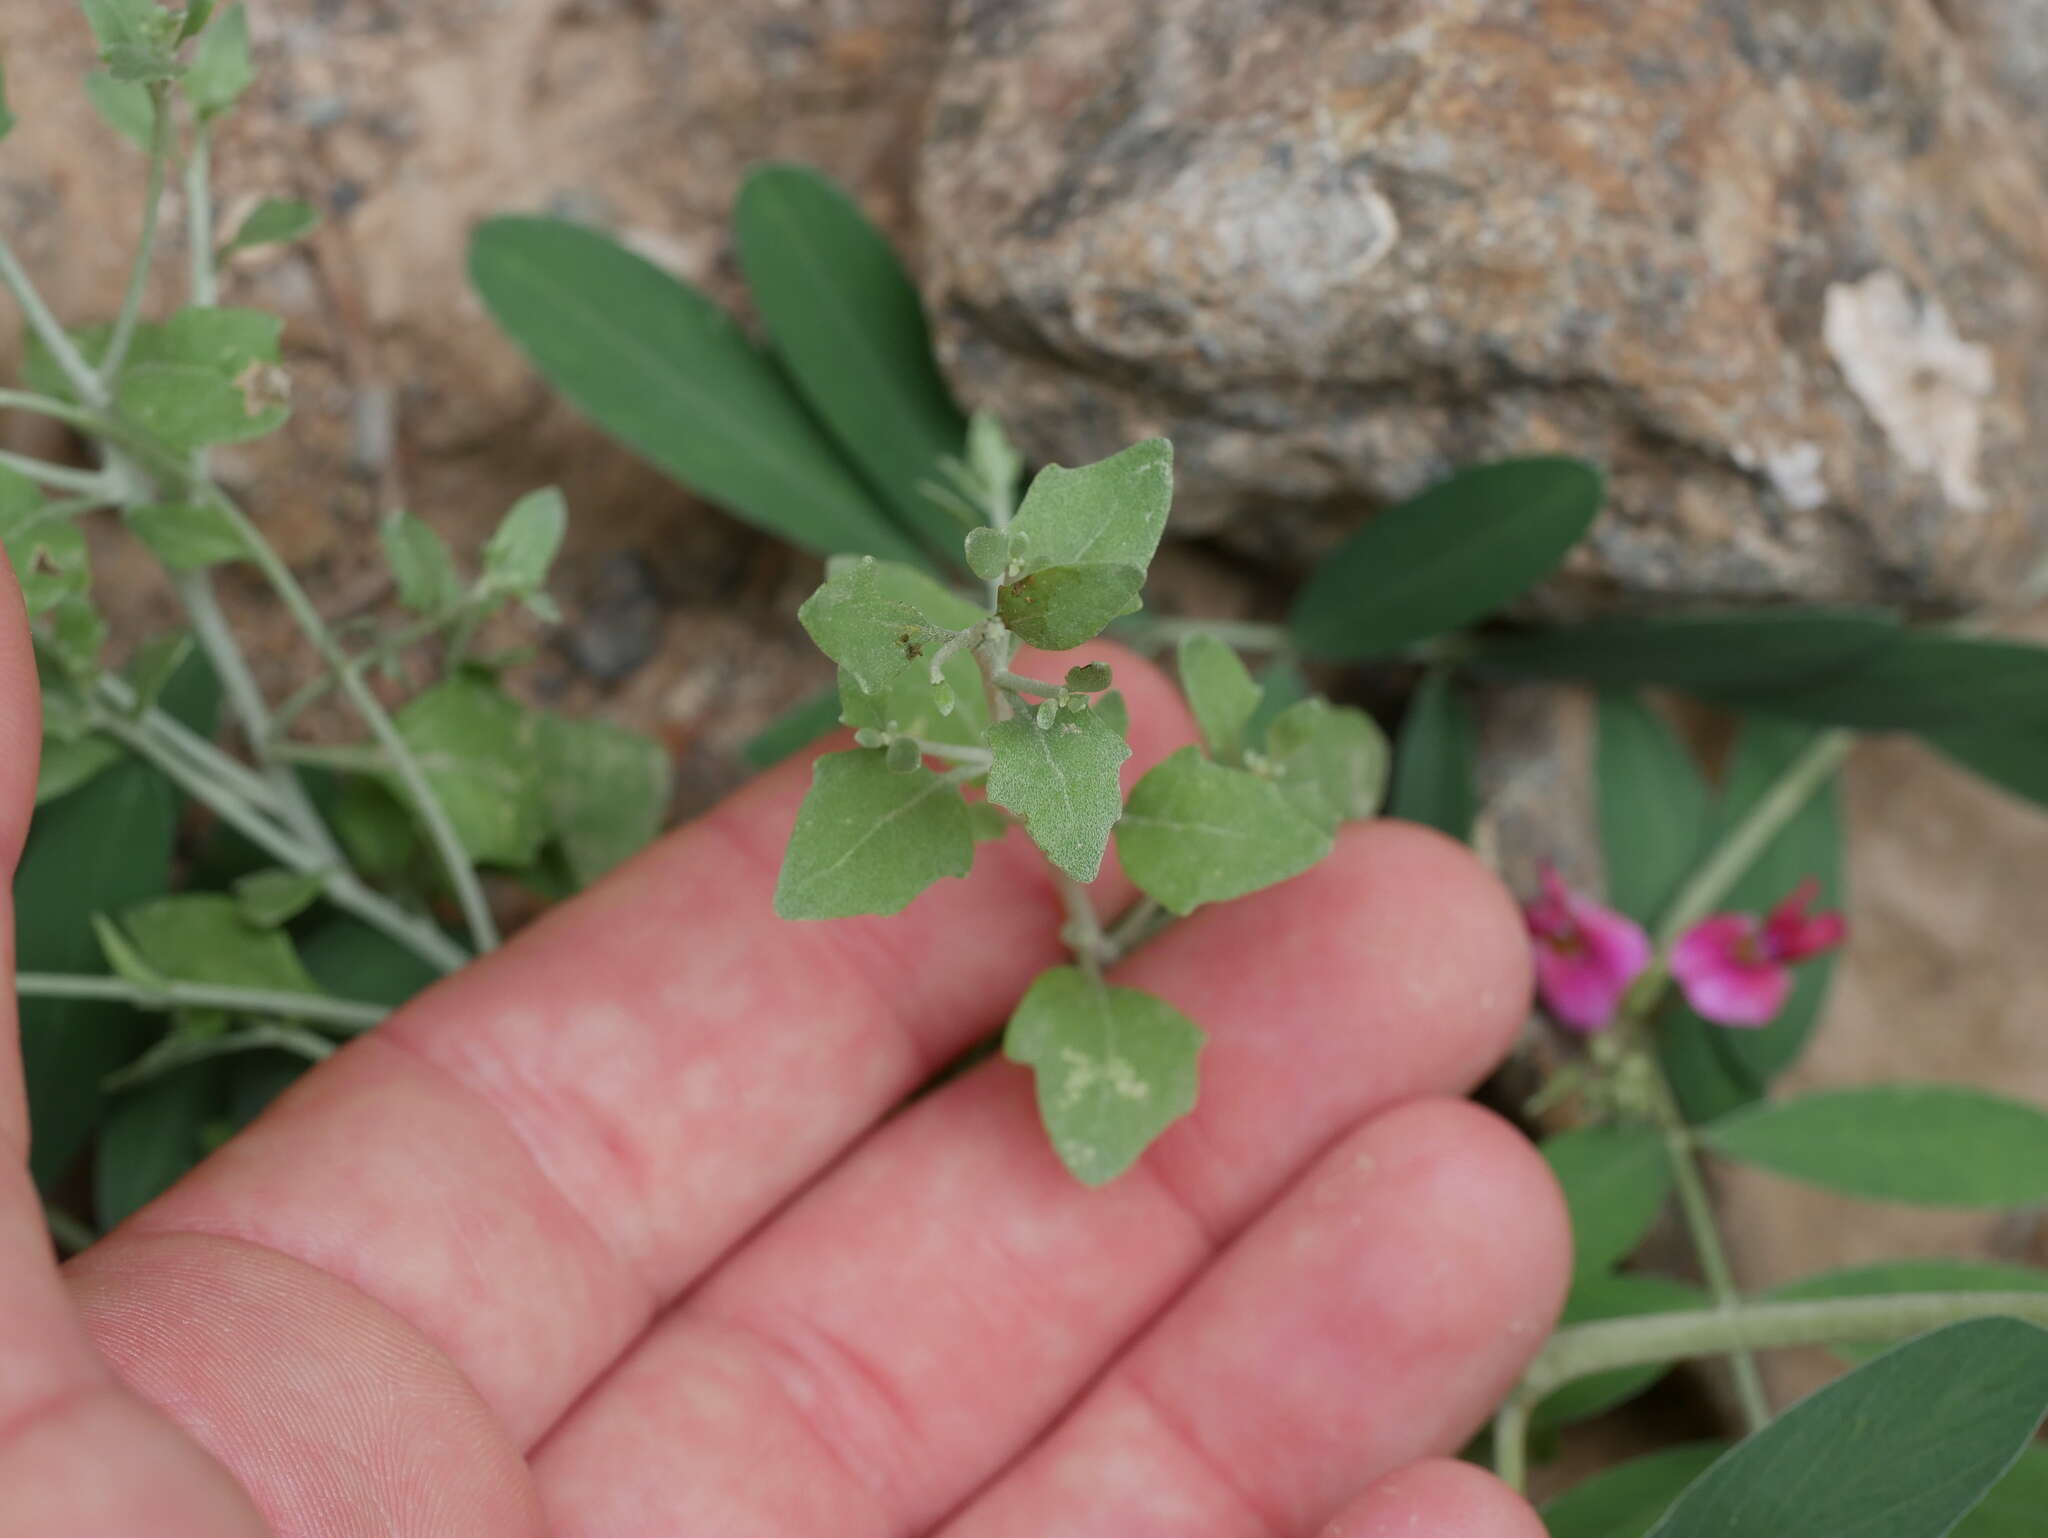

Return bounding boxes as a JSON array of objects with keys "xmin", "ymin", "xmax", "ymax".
[
  {"xmin": 1699, "ymin": 1086, "xmax": 2048, "ymax": 1208},
  {"xmin": 1008, "ymin": 439, "xmax": 1174, "ymax": 574},
  {"xmin": 774, "ymin": 749, "xmax": 974, "ymax": 919},
  {"xmin": 735, "ymin": 164, "xmax": 967, "ymax": 563},
  {"xmin": 1004, "ymin": 966, "xmax": 1203, "ymax": 1186},
  {"xmin": 1117, "ymin": 746, "xmax": 1333, "ymax": 916},
  {"xmin": 1478, "ymin": 608, "xmax": 1901, "ymax": 695},
  {"xmin": 1263, "ymin": 698, "xmax": 1389, "ymax": 831},
  {"xmin": 1290, "ymin": 457, "xmax": 1603, "ymax": 660},
  {"xmin": 985, "ymin": 703, "xmax": 1131, "ymax": 884},
  {"xmin": 1641, "ymin": 1317, "xmax": 2048, "ymax": 1538},
  {"xmin": 1543, "ymin": 1123, "xmax": 1674, "ymax": 1283},
  {"xmin": 469, "ymin": 216, "xmax": 922, "ymax": 565},
  {"xmin": 1177, "ymin": 633, "xmax": 1261, "ymax": 765},
  {"xmin": 799, "ymin": 557, "xmax": 948, "ymax": 695},
  {"xmin": 997, "ymin": 562, "xmax": 1144, "ymax": 651}
]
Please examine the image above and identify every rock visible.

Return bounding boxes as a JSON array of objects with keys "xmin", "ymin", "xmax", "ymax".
[{"xmin": 920, "ymin": 0, "xmax": 2048, "ymax": 612}]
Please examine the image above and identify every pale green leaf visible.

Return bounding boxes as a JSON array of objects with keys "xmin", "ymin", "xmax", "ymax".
[
  {"xmin": 232, "ymin": 868, "xmax": 327, "ymax": 929},
  {"xmin": 838, "ymin": 650, "xmax": 990, "ymax": 755},
  {"xmin": 392, "ymin": 677, "xmax": 548, "ymax": 867},
  {"xmin": 125, "ymin": 501, "xmax": 247, "ymax": 571},
  {"xmin": 114, "ymin": 308, "xmax": 290, "ymax": 447},
  {"xmin": 997, "ymin": 562, "xmax": 1143, "ymax": 651},
  {"xmin": 964, "ymin": 525, "xmax": 1009, "ymax": 583},
  {"xmin": 92, "ymin": 912, "xmax": 170, "ymax": 990},
  {"xmin": 1004, "ymin": 966, "xmax": 1203, "ymax": 1185},
  {"xmin": 182, "ymin": 2, "xmax": 252, "ymax": 117},
  {"xmin": 774, "ymin": 749, "xmax": 974, "ymax": 918},
  {"xmin": 1700, "ymin": 1086, "xmax": 2048, "ymax": 1208},
  {"xmin": 967, "ymin": 801, "xmax": 1011, "ymax": 842},
  {"xmin": 36, "ymin": 735, "xmax": 125, "ymax": 806},
  {"xmin": 1263, "ymin": 698, "xmax": 1389, "ymax": 831},
  {"xmin": 379, "ymin": 509, "xmax": 462, "ymax": 613},
  {"xmin": 1544, "ymin": 1123, "xmax": 1675, "ymax": 1283},
  {"xmin": 1177, "ymin": 633, "xmax": 1261, "ymax": 765},
  {"xmin": 223, "ymin": 196, "xmax": 318, "ymax": 255},
  {"xmin": 537, "ymin": 713, "xmax": 672, "ymax": 887},
  {"xmin": 122, "ymin": 633, "xmax": 193, "ymax": 711},
  {"xmin": 799, "ymin": 556, "xmax": 947, "ymax": 695},
  {"xmin": 3, "ymin": 507, "xmax": 91, "ymax": 617},
  {"xmin": 1117, "ymin": 746, "xmax": 1333, "ymax": 916},
  {"xmin": 1641, "ymin": 1318, "xmax": 2048, "ymax": 1538},
  {"xmin": 1006, "ymin": 438, "xmax": 1173, "ymax": 575},
  {"xmin": 966, "ymin": 412, "xmax": 1022, "ymax": 510},
  {"xmin": 84, "ymin": 70, "xmax": 154, "ymax": 148},
  {"xmin": 116, "ymin": 894, "xmax": 325, "ymax": 993},
  {"xmin": 859, "ymin": 556, "xmax": 987, "ymax": 630},
  {"xmin": 482, "ymin": 487, "xmax": 567, "ymax": 597},
  {"xmin": 985, "ymin": 702, "xmax": 1131, "ymax": 883}
]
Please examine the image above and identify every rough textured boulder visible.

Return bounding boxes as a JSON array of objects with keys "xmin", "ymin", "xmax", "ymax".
[{"xmin": 921, "ymin": 0, "xmax": 2048, "ymax": 611}]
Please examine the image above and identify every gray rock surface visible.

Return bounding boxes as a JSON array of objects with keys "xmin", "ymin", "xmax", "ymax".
[{"xmin": 920, "ymin": 0, "xmax": 2048, "ymax": 612}]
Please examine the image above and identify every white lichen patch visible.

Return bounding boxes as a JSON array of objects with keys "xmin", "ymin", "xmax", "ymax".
[
  {"xmin": 1055, "ymin": 1046, "xmax": 1151, "ymax": 1107},
  {"xmin": 1823, "ymin": 270, "xmax": 1995, "ymax": 512}
]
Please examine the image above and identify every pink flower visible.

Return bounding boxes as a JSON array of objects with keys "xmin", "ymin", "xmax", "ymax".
[
  {"xmin": 1525, "ymin": 865, "xmax": 1654, "ymax": 1033},
  {"xmin": 1670, "ymin": 878, "xmax": 1846, "ymax": 1028}
]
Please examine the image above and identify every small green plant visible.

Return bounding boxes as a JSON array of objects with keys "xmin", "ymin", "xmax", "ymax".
[{"xmin": 2, "ymin": 3, "xmax": 669, "ymax": 1229}]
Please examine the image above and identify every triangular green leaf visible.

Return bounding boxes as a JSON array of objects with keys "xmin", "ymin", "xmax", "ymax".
[
  {"xmin": 117, "ymin": 894, "xmax": 326, "ymax": 994},
  {"xmin": 1117, "ymin": 746, "xmax": 1332, "ymax": 915},
  {"xmin": 774, "ymin": 749, "xmax": 974, "ymax": 918},
  {"xmin": 1004, "ymin": 967, "xmax": 1203, "ymax": 1185},
  {"xmin": 1177, "ymin": 633, "xmax": 1261, "ymax": 765},
  {"xmin": 985, "ymin": 702, "xmax": 1131, "ymax": 883},
  {"xmin": 83, "ymin": 70, "xmax": 154, "ymax": 148},
  {"xmin": 182, "ymin": 2, "xmax": 252, "ymax": 117},
  {"xmin": 379, "ymin": 509, "xmax": 463, "ymax": 613},
  {"xmin": 231, "ymin": 868, "xmax": 328, "ymax": 930},
  {"xmin": 1387, "ymin": 667, "xmax": 1477, "ymax": 840},
  {"xmin": 1007, "ymin": 439, "xmax": 1173, "ymax": 574},
  {"xmin": 222, "ymin": 196, "xmax": 318, "ymax": 256},
  {"xmin": 392, "ymin": 676, "xmax": 548, "ymax": 867},
  {"xmin": 1263, "ymin": 698, "xmax": 1388, "ymax": 831}
]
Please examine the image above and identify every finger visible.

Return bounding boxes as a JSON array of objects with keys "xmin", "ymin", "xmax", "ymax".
[
  {"xmin": 528, "ymin": 823, "xmax": 1535, "ymax": 1536},
  {"xmin": 1316, "ymin": 1460, "xmax": 1548, "ymax": 1538},
  {"xmin": 68, "ymin": 644, "xmax": 1189, "ymax": 1474},
  {"xmin": 937, "ymin": 1103, "xmax": 1569, "ymax": 1538},
  {"xmin": 0, "ymin": 559, "xmax": 268, "ymax": 1535}
]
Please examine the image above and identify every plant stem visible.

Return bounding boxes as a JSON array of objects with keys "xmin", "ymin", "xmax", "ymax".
[
  {"xmin": 1523, "ymin": 1292, "xmax": 2048, "ymax": 1399},
  {"xmin": 104, "ymin": 1022, "xmax": 338, "ymax": 1092},
  {"xmin": 0, "ymin": 389, "xmax": 114, "ymax": 437},
  {"xmin": 202, "ymin": 488, "xmax": 501, "ymax": 954},
  {"xmin": 93, "ymin": 672, "xmax": 282, "ymax": 812},
  {"xmin": 42, "ymin": 1205, "xmax": 99, "ymax": 1256},
  {"xmin": 1102, "ymin": 896, "xmax": 1169, "ymax": 963},
  {"xmin": 186, "ymin": 123, "xmax": 218, "ymax": 307},
  {"xmin": 1056, "ymin": 874, "xmax": 1108, "ymax": 979},
  {"xmin": 0, "ymin": 449, "xmax": 116, "ymax": 497},
  {"xmin": 0, "ymin": 237, "xmax": 109, "ymax": 407},
  {"xmin": 906, "ymin": 738, "xmax": 992, "ymax": 771},
  {"xmin": 99, "ymin": 88, "xmax": 173, "ymax": 386},
  {"xmin": 1491, "ymin": 1393, "xmax": 1532, "ymax": 1494},
  {"xmin": 992, "ymin": 669, "xmax": 1070, "ymax": 699},
  {"xmin": 17, "ymin": 972, "xmax": 386, "ymax": 1033}
]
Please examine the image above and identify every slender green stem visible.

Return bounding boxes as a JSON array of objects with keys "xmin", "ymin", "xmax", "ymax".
[
  {"xmin": 269, "ymin": 610, "xmax": 444, "ymax": 732},
  {"xmin": 93, "ymin": 672, "xmax": 282, "ymax": 812},
  {"xmin": 0, "ymin": 449, "xmax": 115, "ymax": 497},
  {"xmin": 43, "ymin": 1205, "xmax": 99, "ymax": 1255},
  {"xmin": 1056, "ymin": 875, "xmax": 1108, "ymax": 979},
  {"xmin": 0, "ymin": 389, "xmax": 112, "ymax": 436},
  {"xmin": 1102, "ymin": 896, "xmax": 1169, "ymax": 963},
  {"xmin": 1491, "ymin": 1393, "xmax": 1533, "ymax": 1494},
  {"xmin": 1652, "ymin": 728, "xmax": 1855, "ymax": 950},
  {"xmin": 267, "ymin": 741, "xmax": 389, "ymax": 774},
  {"xmin": 1524, "ymin": 1292, "xmax": 2048, "ymax": 1399},
  {"xmin": 202, "ymin": 489, "xmax": 501, "ymax": 953},
  {"xmin": 18, "ymin": 971, "xmax": 386, "ymax": 1034},
  {"xmin": 905, "ymin": 738, "xmax": 992, "ymax": 771},
  {"xmin": 105, "ymin": 1023, "xmax": 337, "ymax": 1092},
  {"xmin": 991, "ymin": 669, "xmax": 1070, "ymax": 699},
  {"xmin": 0, "ymin": 237, "xmax": 108, "ymax": 407},
  {"xmin": 187, "ymin": 123, "xmax": 218, "ymax": 307},
  {"xmin": 100, "ymin": 88, "xmax": 174, "ymax": 385}
]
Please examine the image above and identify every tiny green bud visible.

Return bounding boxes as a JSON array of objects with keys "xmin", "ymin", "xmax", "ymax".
[
  {"xmin": 963, "ymin": 526, "xmax": 1010, "ymax": 584},
  {"xmin": 1035, "ymin": 698, "xmax": 1059, "ymax": 731},
  {"xmin": 933, "ymin": 679, "xmax": 957, "ymax": 717},
  {"xmin": 885, "ymin": 736, "xmax": 923, "ymax": 774},
  {"xmin": 853, "ymin": 727, "xmax": 888, "ymax": 750},
  {"xmin": 1065, "ymin": 661, "xmax": 1112, "ymax": 692}
]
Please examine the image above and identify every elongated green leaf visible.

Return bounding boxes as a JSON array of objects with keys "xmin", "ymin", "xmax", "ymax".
[
  {"xmin": 1387, "ymin": 668, "xmax": 1477, "ymax": 840},
  {"xmin": 1701, "ymin": 1086, "xmax": 2048, "ymax": 1208},
  {"xmin": 1732, "ymin": 632, "xmax": 2048, "ymax": 732},
  {"xmin": 1290, "ymin": 458, "xmax": 1603, "ymax": 660},
  {"xmin": 1543, "ymin": 1123, "xmax": 1674, "ymax": 1283},
  {"xmin": 95, "ymin": 1065, "xmax": 219, "ymax": 1229},
  {"xmin": 470, "ymin": 217, "xmax": 920, "ymax": 564},
  {"xmin": 84, "ymin": 70, "xmax": 154, "ymax": 148},
  {"xmin": 735, "ymin": 164, "xmax": 967, "ymax": 562},
  {"xmin": 1004, "ymin": 967, "xmax": 1203, "ymax": 1185},
  {"xmin": 223, "ymin": 196, "xmax": 318, "ymax": 256},
  {"xmin": 393, "ymin": 676, "xmax": 548, "ymax": 867},
  {"xmin": 232, "ymin": 868, "xmax": 327, "ymax": 930},
  {"xmin": 1007, "ymin": 439, "xmax": 1174, "ymax": 574},
  {"xmin": 1927, "ymin": 723, "xmax": 2048, "ymax": 817},
  {"xmin": 182, "ymin": 2, "xmax": 252, "ymax": 118},
  {"xmin": 1542, "ymin": 1443, "xmax": 1727, "ymax": 1538},
  {"xmin": 1769, "ymin": 1260, "xmax": 2048, "ymax": 1364},
  {"xmin": 1263, "ymin": 698, "xmax": 1388, "ymax": 832},
  {"xmin": 1117, "ymin": 746, "xmax": 1332, "ymax": 915},
  {"xmin": 537, "ymin": 713, "xmax": 671, "ymax": 887},
  {"xmin": 1177, "ymin": 633, "xmax": 1261, "ymax": 765},
  {"xmin": 118, "ymin": 894, "xmax": 325, "ymax": 994},
  {"xmin": 1658, "ymin": 716, "xmax": 1843, "ymax": 1123},
  {"xmin": 742, "ymin": 684, "xmax": 844, "ymax": 770},
  {"xmin": 1538, "ymin": 1275, "xmax": 1707, "ymax": 1431},
  {"xmin": 799, "ymin": 557, "xmax": 948, "ymax": 694},
  {"xmin": 125, "ymin": 500, "xmax": 248, "ymax": 571},
  {"xmin": 1596, "ymin": 694, "xmax": 1710, "ymax": 923},
  {"xmin": 482, "ymin": 487, "xmax": 567, "ymax": 597},
  {"xmin": 985, "ymin": 703, "xmax": 1131, "ymax": 883},
  {"xmin": 1479, "ymin": 609, "xmax": 1900, "ymax": 694},
  {"xmin": 1642, "ymin": 1318, "xmax": 2048, "ymax": 1538},
  {"xmin": 774, "ymin": 749, "xmax": 974, "ymax": 918},
  {"xmin": 379, "ymin": 509, "xmax": 462, "ymax": 613},
  {"xmin": 997, "ymin": 562, "xmax": 1144, "ymax": 651}
]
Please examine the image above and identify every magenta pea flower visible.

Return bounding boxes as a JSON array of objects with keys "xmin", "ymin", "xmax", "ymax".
[
  {"xmin": 1524, "ymin": 865, "xmax": 1654, "ymax": 1033},
  {"xmin": 1670, "ymin": 878, "xmax": 1846, "ymax": 1028}
]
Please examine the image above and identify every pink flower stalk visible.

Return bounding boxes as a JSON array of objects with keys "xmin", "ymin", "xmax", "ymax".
[
  {"xmin": 1670, "ymin": 878, "xmax": 1846, "ymax": 1028},
  {"xmin": 1525, "ymin": 865, "xmax": 1654, "ymax": 1033}
]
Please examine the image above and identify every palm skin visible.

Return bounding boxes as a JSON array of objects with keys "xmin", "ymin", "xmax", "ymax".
[{"xmin": 0, "ymin": 564, "xmax": 1568, "ymax": 1537}]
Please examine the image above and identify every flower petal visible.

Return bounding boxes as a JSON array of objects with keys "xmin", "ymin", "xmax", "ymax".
[{"xmin": 1672, "ymin": 914, "xmax": 1791, "ymax": 1027}]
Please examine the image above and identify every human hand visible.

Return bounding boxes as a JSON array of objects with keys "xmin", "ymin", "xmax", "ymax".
[{"xmin": 0, "ymin": 570, "xmax": 1569, "ymax": 1537}]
